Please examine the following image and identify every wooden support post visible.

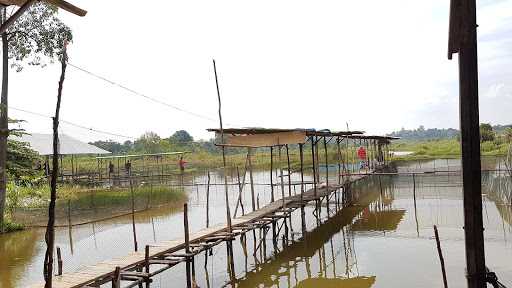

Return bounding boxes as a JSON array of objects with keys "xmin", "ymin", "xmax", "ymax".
[
  {"xmin": 236, "ymin": 166, "xmax": 245, "ymax": 216},
  {"xmin": 278, "ymin": 145, "xmax": 288, "ymax": 242},
  {"xmin": 248, "ymin": 148, "xmax": 256, "ymax": 212},
  {"xmin": 129, "ymin": 171, "xmax": 138, "ymax": 252},
  {"xmin": 184, "ymin": 203, "xmax": 192, "ymax": 288},
  {"xmin": 285, "ymin": 144, "xmax": 294, "ymax": 239},
  {"xmin": 311, "ymin": 137, "xmax": 317, "ymax": 198},
  {"xmin": 71, "ymin": 154, "xmax": 75, "ymax": 181},
  {"xmin": 145, "ymin": 245, "xmax": 150, "ymax": 288},
  {"xmin": 270, "ymin": 146, "xmax": 277, "ymax": 245},
  {"xmin": 448, "ymin": 0, "xmax": 486, "ymax": 286},
  {"xmin": 270, "ymin": 146, "xmax": 275, "ymax": 202},
  {"xmin": 212, "ymin": 59, "xmax": 235, "ymax": 283},
  {"xmin": 323, "ymin": 137, "xmax": 330, "ymax": 215},
  {"xmin": 299, "ymin": 144, "xmax": 306, "ymax": 235},
  {"xmin": 434, "ymin": 225, "xmax": 448, "ymax": 288},
  {"xmin": 56, "ymin": 246, "xmax": 63, "ymax": 276},
  {"xmin": 112, "ymin": 266, "xmax": 121, "ymax": 288},
  {"xmin": 206, "ymin": 170, "xmax": 210, "ymax": 228}
]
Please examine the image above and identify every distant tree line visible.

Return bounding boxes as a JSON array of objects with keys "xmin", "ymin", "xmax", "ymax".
[
  {"xmin": 388, "ymin": 124, "xmax": 512, "ymax": 142},
  {"xmin": 89, "ymin": 130, "xmax": 219, "ymax": 154},
  {"xmin": 388, "ymin": 126, "xmax": 460, "ymax": 140}
]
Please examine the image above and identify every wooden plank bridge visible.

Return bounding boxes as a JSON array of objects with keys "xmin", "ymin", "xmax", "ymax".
[{"xmin": 29, "ymin": 172, "xmax": 373, "ymax": 288}]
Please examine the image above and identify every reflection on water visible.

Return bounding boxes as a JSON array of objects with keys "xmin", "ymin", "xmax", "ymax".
[{"xmin": 1, "ymin": 159, "xmax": 512, "ymax": 288}]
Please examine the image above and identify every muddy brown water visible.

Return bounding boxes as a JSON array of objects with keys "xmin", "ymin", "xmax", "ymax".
[{"xmin": 1, "ymin": 159, "xmax": 512, "ymax": 288}]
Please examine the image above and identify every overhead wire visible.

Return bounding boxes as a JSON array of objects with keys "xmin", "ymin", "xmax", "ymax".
[
  {"xmin": 9, "ymin": 106, "xmax": 137, "ymax": 139},
  {"xmin": 67, "ymin": 62, "xmax": 222, "ymax": 124}
]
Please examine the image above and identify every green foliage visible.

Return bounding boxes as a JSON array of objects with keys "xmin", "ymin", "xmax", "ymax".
[
  {"xmin": 6, "ymin": 2, "xmax": 72, "ymax": 71},
  {"xmin": 388, "ymin": 126, "xmax": 459, "ymax": 140},
  {"xmin": 0, "ymin": 217, "xmax": 23, "ymax": 233},
  {"xmin": 7, "ymin": 139, "xmax": 39, "ymax": 180},
  {"xmin": 504, "ymin": 128, "xmax": 512, "ymax": 142},
  {"xmin": 169, "ymin": 130, "xmax": 193, "ymax": 144},
  {"xmin": 134, "ymin": 131, "xmax": 162, "ymax": 153},
  {"xmin": 88, "ymin": 140, "xmax": 129, "ymax": 154},
  {"xmin": 480, "ymin": 123, "xmax": 495, "ymax": 142}
]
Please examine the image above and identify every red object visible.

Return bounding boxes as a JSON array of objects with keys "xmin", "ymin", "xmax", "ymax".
[
  {"xmin": 357, "ymin": 147, "xmax": 367, "ymax": 160},
  {"xmin": 178, "ymin": 159, "xmax": 188, "ymax": 169}
]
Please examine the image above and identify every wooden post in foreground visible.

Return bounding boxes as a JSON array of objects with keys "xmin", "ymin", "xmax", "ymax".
[
  {"xmin": 434, "ymin": 225, "xmax": 448, "ymax": 288},
  {"xmin": 184, "ymin": 203, "xmax": 191, "ymax": 288},
  {"xmin": 56, "ymin": 246, "xmax": 63, "ymax": 276},
  {"xmin": 448, "ymin": 0, "xmax": 486, "ymax": 286}
]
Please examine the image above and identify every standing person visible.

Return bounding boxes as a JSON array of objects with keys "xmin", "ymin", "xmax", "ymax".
[
  {"xmin": 108, "ymin": 161, "xmax": 114, "ymax": 177},
  {"xmin": 125, "ymin": 160, "xmax": 132, "ymax": 175},
  {"xmin": 357, "ymin": 146, "xmax": 367, "ymax": 170},
  {"xmin": 178, "ymin": 156, "xmax": 187, "ymax": 173}
]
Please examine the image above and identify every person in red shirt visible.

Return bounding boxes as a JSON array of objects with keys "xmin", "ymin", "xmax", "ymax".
[
  {"xmin": 357, "ymin": 146, "xmax": 367, "ymax": 170},
  {"xmin": 178, "ymin": 156, "xmax": 187, "ymax": 173}
]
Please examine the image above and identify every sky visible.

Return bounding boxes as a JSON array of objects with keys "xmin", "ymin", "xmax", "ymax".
[{"xmin": 4, "ymin": 0, "xmax": 512, "ymax": 142}]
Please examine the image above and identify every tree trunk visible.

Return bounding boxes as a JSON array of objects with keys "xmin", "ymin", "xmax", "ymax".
[
  {"xmin": 0, "ymin": 7, "xmax": 9, "ymax": 233},
  {"xmin": 43, "ymin": 47, "xmax": 67, "ymax": 288}
]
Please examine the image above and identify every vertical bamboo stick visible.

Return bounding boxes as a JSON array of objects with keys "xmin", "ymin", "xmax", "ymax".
[
  {"xmin": 299, "ymin": 143, "xmax": 306, "ymax": 235},
  {"xmin": 184, "ymin": 203, "xmax": 191, "ymax": 288},
  {"xmin": 212, "ymin": 59, "xmax": 235, "ymax": 282}
]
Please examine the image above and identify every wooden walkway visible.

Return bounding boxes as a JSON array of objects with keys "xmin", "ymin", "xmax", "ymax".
[{"xmin": 29, "ymin": 173, "xmax": 370, "ymax": 288}]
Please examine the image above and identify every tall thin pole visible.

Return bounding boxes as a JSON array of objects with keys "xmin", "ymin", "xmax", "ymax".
[
  {"xmin": 450, "ymin": 1, "xmax": 486, "ymax": 286},
  {"xmin": 212, "ymin": 59, "xmax": 235, "ymax": 281},
  {"xmin": 44, "ymin": 41, "xmax": 67, "ymax": 288},
  {"xmin": 0, "ymin": 7, "xmax": 8, "ymax": 232},
  {"xmin": 248, "ymin": 148, "xmax": 256, "ymax": 211}
]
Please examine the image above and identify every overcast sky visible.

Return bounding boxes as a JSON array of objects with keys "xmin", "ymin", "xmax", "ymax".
[{"xmin": 4, "ymin": 0, "xmax": 512, "ymax": 142}]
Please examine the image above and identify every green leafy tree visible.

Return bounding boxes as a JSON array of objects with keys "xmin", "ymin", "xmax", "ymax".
[
  {"xmin": 504, "ymin": 127, "xmax": 512, "ymax": 143},
  {"xmin": 480, "ymin": 123, "xmax": 495, "ymax": 142},
  {"xmin": 169, "ymin": 130, "xmax": 193, "ymax": 144},
  {"xmin": 134, "ymin": 132, "xmax": 162, "ymax": 153},
  {"xmin": 0, "ymin": 3, "xmax": 72, "ymax": 230}
]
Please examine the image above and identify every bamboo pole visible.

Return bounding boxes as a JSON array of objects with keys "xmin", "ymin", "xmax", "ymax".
[
  {"xmin": 248, "ymin": 148, "xmax": 256, "ymax": 212},
  {"xmin": 112, "ymin": 266, "xmax": 121, "ymax": 288},
  {"xmin": 129, "ymin": 170, "xmax": 138, "ymax": 252},
  {"xmin": 299, "ymin": 143, "xmax": 306, "ymax": 234},
  {"xmin": 145, "ymin": 245, "xmax": 150, "ymax": 288},
  {"xmin": 206, "ymin": 170, "xmax": 210, "ymax": 228},
  {"xmin": 43, "ymin": 42, "xmax": 67, "ymax": 288},
  {"xmin": 434, "ymin": 225, "xmax": 448, "ymax": 288},
  {"xmin": 212, "ymin": 59, "xmax": 235, "ymax": 282},
  {"xmin": 56, "ymin": 246, "xmax": 63, "ymax": 276},
  {"xmin": 184, "ymin": 203, "xmax": 191, "ymax": 288}
]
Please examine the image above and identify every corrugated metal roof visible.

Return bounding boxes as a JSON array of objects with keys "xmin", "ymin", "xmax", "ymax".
[{"xmin": 12, "ymin": 133, "xmax": 111, "ymax": 156}]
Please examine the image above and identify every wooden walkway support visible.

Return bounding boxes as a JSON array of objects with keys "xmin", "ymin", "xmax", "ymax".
[{"xmin": 28, "ymin": 171, "xmax": 377, "ymax": 288}]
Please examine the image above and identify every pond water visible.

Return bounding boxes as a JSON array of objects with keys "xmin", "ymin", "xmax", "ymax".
[{"xmin": 1, "ymin": 158, "xmax": 512, "ymax": 288}]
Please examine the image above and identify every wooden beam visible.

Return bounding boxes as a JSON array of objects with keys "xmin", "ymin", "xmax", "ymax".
[
  {"xmin": 449, "ymin": 0, "xmax": 486, "ymax": 286},
  {"xmin": 0, "ymin": 0, "xmax": 36, "ymax": 34}
]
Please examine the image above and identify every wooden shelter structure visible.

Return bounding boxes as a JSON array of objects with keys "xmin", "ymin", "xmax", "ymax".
[{"xmin": 14, "ymin": 133, "xmax": 110, "ymax": 180}]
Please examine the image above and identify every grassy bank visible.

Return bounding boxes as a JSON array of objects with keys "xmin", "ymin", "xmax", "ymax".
[
  {"xmin": 390, "ymin": 138, "xmax": 510, "ymax": 160},
  {"xmin": 6, "ymin": 183, "xmax": 188, "ymax": 228}
]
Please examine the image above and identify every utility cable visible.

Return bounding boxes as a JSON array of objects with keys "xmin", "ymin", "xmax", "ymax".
[
  {"xmin": 67, "ymin": 62, "xmax": 222, "ymax": 123},
  {"xmin": 10, "ymin": 106, "xmax": 136, "ymax": 139}
]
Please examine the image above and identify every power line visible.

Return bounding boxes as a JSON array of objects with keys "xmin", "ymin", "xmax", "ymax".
[
  {"xmin": 10, "ymin": 106, "xmax": 137, "ymax": 139},
  {"xmin": 67, "ymin": 62, "xmax": 221, "ymax": 123}
]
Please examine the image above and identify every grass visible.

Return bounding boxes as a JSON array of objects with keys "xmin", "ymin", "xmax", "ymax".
[
  {"xmin": 390, "ymin": 138, "xmax": 511, "ymax": 160},
  {"xmin": 0, "ymin": 218, "xmax": 24, "ymax": 233},
  {"xmin": 7, "ymin": 182, "xmax": 187, "ymax": 210}
]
